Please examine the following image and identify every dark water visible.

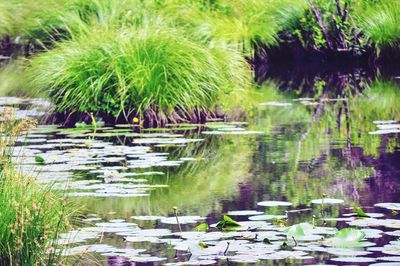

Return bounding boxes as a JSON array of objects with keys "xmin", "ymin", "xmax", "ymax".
[{"xmin": 5, "ymin": 70, "xmax": 400, "ymax": 265}]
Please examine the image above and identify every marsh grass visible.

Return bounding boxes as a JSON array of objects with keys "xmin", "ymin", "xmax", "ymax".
[
  {"xmin": 157, "ymin": 0, "xmax": 307, "ymax": 53},
  {"xmin": 0, "ymin": 167, "xmax": 76, "ymax": 265},
  {"xmin": 356, "ymin": 0, "xmax": 400, "ymax": 48},
  {"xmin": 28, "ymin": 22, "xmax": 251, "ymax": 124},
  {"xmin": 0, "ymin": 109, "xmax": 79, "ymax": 265}
]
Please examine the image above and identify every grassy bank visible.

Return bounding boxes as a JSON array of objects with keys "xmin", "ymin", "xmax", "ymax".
[
  {"xmin": 0, "ymin": 0, "xmax": 399, "ymax": 124},
  {"xmin": 0, "ymin": 110, "xmax": 78, "ymax": 265}
]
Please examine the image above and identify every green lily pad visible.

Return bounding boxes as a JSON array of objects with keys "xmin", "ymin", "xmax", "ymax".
[
  {"xmin": 311, "ymin": 198, "xmax": 344, "ymax": 205},
  {"xmin": 375, "ymin": 203, "xmax": 400, "ymax": 211},
  {"xmin": 257, "ymin": 201, "xmax": 292, "ymax": 207},
  {"xmin": 328, "ymin": 228, "xmax": 366, "ymax": 247}
]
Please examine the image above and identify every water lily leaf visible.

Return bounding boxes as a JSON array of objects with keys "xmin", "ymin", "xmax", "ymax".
[
  {"xmin": 285, "ymin": 223, "xmax": 313, "ymax": 238},
  {"xmin": 198, "ymin": 242, "xmax": 209, "ymax": 248},
  {"xmin": 375, "ymin": 203, "xmax": 400, "ymax": 211},
  {"xmin": 354, "ymin": 206, "xmax": 370, "ymax": 218},
  {"xmin": 310, "ymin": 198, "xmax": 344, "ymax": 205},
  {"xmin": 249, "ymin": 214, "xmax": 286, "ymax": 221},
  {"xmin": 377, "ymin": 256, "xmax": 400, "ymax": 262},
  {"xmin": 216, "ymin": 215, "xmax": 241, "ymax": 229},
  {"xmin": 335, "ymin": 228, "xmax": 365, "ymax": 241},
  {"xmin": 329, "ymin": 228, "xmax": 366, "ymax": 247},
  {"xmin": 227, "ymin": 210, "xmax": 263, "ymax": 216},
  {"xmin": 195, "ymin": 223, "xmax": 209, "ymax": 232},
  {"xmin": 331, "ymin": 257, "xmax": 376, "ymax": 263},
  {"xmin": 35, "ymin": 155, "xmax": 45, "ymax": 165},
  {"xmin": 161, "ymin": 216, "xmax": 205, "ymax": 225},
  {"xmin": 257, "ymin": 201, "xmax": 292, "ymax": 207},
  {"xmin": 263, "ymin": 238, "xmax": 272, "ymax": 244}
]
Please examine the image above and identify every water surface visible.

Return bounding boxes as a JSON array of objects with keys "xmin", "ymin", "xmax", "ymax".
[{"xmin": 5, "ymin": 72, "xmax": 400, "ymax": 265}]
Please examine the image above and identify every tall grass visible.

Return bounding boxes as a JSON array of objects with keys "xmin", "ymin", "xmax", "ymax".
[
  {"xmin": 0, "ymin": 0, "xmax": 134, "ymax": 46},
  {"xmin": 0, "ymin": 110, "xmax": 78, "ymax": 265},
  {"xmin": 0, "ymin": 61, "xmax": 42, "ymax": 97},
  {"xmin": 157, "ymin": 0, "xmax": 307, "ymax": 53},
  {"xmin": 0, "ymin": 0, "xmax": 68, "ymax": 40},
  {"xmin": 27, "ymin": 22, "xmax": 251, "ymax": 122},
  {"xmin": 0, "ymin": 3, "xmax": 13, "ymax": 38},
  {"xmin": 356, "ymin": 0, "xmax": 400, "ymax": 48}
]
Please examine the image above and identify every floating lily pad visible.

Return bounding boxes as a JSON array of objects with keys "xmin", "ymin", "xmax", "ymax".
[
  {"xmin": 227, "ymin": 210, "xmax": 264, "ymax": 216},
  {"xmin": 248, "ymin": 214, "xmax": 286, "ymax": 221},
  {"xmin": 348, "ymin": 218, "xmax": 400, "ymax": 229},
  {"xmin": 257, "ymin": 201, "xmax": 292, "ymax": 207},
  {"xmin": 325, "ymin": 248, "xmax": 371, "ymax": 256},
  {"xmin": 160, "ymin": 216, "xmax": 206, "ymax": 225},
  {"xmin": 129, "ymin": 256, "xmax": 167, "ymax": 263},
  {"xmin": 343, "ymin": 212, "xmax": 384, "ymax": 218},
  {"xmin": 378, "ymin": 256, "xmax": 400, "ymax": 262},
  {"xmin": 330, "ymin": 257, "xmax": 376, "ymax": 263},
  {"xmin": 311, "ymin": 198, "xmax": 344, "ymax": 205},
  {"xmin": 327, "ymin": 228, "xmax": 366, "ymax": 247},
  {"xmin": 130, "ymin": 216, "xmax": 163, "ymax": 221},
  {"xmin": 375, "ymin": 203, "xmax": 400, "ymax": 211},
  {"xmin": 165, "ymin": 260, "xmax": 217, "ymax": 265},
  {"xmin": 285, "ymin": 223, "xmax": 313, "ymax": 238}
]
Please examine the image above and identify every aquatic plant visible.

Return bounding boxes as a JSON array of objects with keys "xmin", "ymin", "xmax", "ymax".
[
  {"xmin": 27, "ymin": 23, "xmax": 251, "ymax": 124},
  {"xmin": 0, "ymin": 110, "xmax": 79, "ymax": 265},
  {"xmin": 216, "ymin": 215, "xmax": 241, "ymax": 229},
  {"xmin": 0, "ymin": 108, "xmax": 36, "ymax": 167},
  {"xmin": 0, "ymin": 167, "xmax": 77, "ymax": 265}
]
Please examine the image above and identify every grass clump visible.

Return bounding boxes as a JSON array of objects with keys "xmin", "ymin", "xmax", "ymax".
[
  {"xmin": 0, "ymin": 167, "xmax": 76, "ymax": 265},
  {"xmin": 28, "ymin": 23, "xmax": 251, "ymax": 123},
  {"xmin": 356, "ymin": 0, "xmax": 400, "ymax": 48},
  {"xmin": 0, "ymin": 0, "xmax": 70, "ymax": 41},
  {"xmin": 0, "ymin": 110, "xmax": 78, "ymax": 265}
]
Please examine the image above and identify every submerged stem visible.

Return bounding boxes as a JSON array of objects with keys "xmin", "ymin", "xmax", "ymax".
[{"xmin": 173, "ymin": 207, "xmax": 182, "ymax": 233}]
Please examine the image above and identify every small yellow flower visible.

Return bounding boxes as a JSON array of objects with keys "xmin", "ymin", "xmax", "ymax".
[{"xmin": 132, "ymin": 117, "xmax": 139, "ymax": 123}]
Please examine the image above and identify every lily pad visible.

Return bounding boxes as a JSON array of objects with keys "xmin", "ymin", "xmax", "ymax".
[
  {"xmin": 311, "ymin": 198, "xmax": 344, "ymax": 205},
  {"xmin": 327, "ymin": 228, "xmax": 366, "ymax": 247},
  {"xmin": 248, "ymin": 214, "xmax": 286, "ymax": 221},
  {"xmin": 160, "ymin": 216, "xmax": 206, "ymax": 225},
  {"xmin": 330, "ymin": 257, "xmax": 376, "ymax": 263},
  {"xmin": 257, "ymin": 201, "xmax": 292, "ymax": 207},
  {"xmin": 227, "ymin": 210, "xmax": 264, "ymax": 216},
  {"xmin": 375, "ymin": 203, "xmax": 400, "ymax": 211}
]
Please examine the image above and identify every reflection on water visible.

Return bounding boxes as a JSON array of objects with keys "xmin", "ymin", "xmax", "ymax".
[{"xmin": 3, "ymin": 69, "xmax": 400, "ymax": 265}]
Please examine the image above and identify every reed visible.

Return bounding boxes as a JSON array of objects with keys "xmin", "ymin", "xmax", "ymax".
[{"xmin": 0, "ymin": 110, "xmax": 79, "ymax": 265}]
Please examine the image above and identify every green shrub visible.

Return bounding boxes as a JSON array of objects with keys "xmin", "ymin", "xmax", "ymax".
[{"xmin": 28, "ymin": 23, "xmax": 251, "ymax": 121}]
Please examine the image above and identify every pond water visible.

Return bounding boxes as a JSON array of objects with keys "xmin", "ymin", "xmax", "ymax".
[{"xmin": 4, "ymin": 71, "xmax": 400, "ymax": 265}]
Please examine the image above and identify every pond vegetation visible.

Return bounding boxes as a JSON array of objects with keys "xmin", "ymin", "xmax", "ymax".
[
  {"xmin": 1, "ymin": 0, "xmax": 399, "ymax": 122},
  {"xmin": 0, "ymin": 0, "xmax": 399, "ymax": 265},
  {"xmin": 0, "ymin": 110, "xmax": 79, "ymax": 265}
]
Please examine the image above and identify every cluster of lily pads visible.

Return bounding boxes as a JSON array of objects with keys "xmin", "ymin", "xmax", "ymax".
[
  {"xmin": 0, "ymin": 97, "xmax": 50, "ymax": 120},
  {"xmin": 369, "ymin": 121, "xmax": 400, "ymax": 135},
  {"xmin": 55, "ymin": 199, "xmax": 400, "ymax": 264},
  {"xmin": 11, "ymin": 121, "xmax": 262, "ymax": 198}
]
